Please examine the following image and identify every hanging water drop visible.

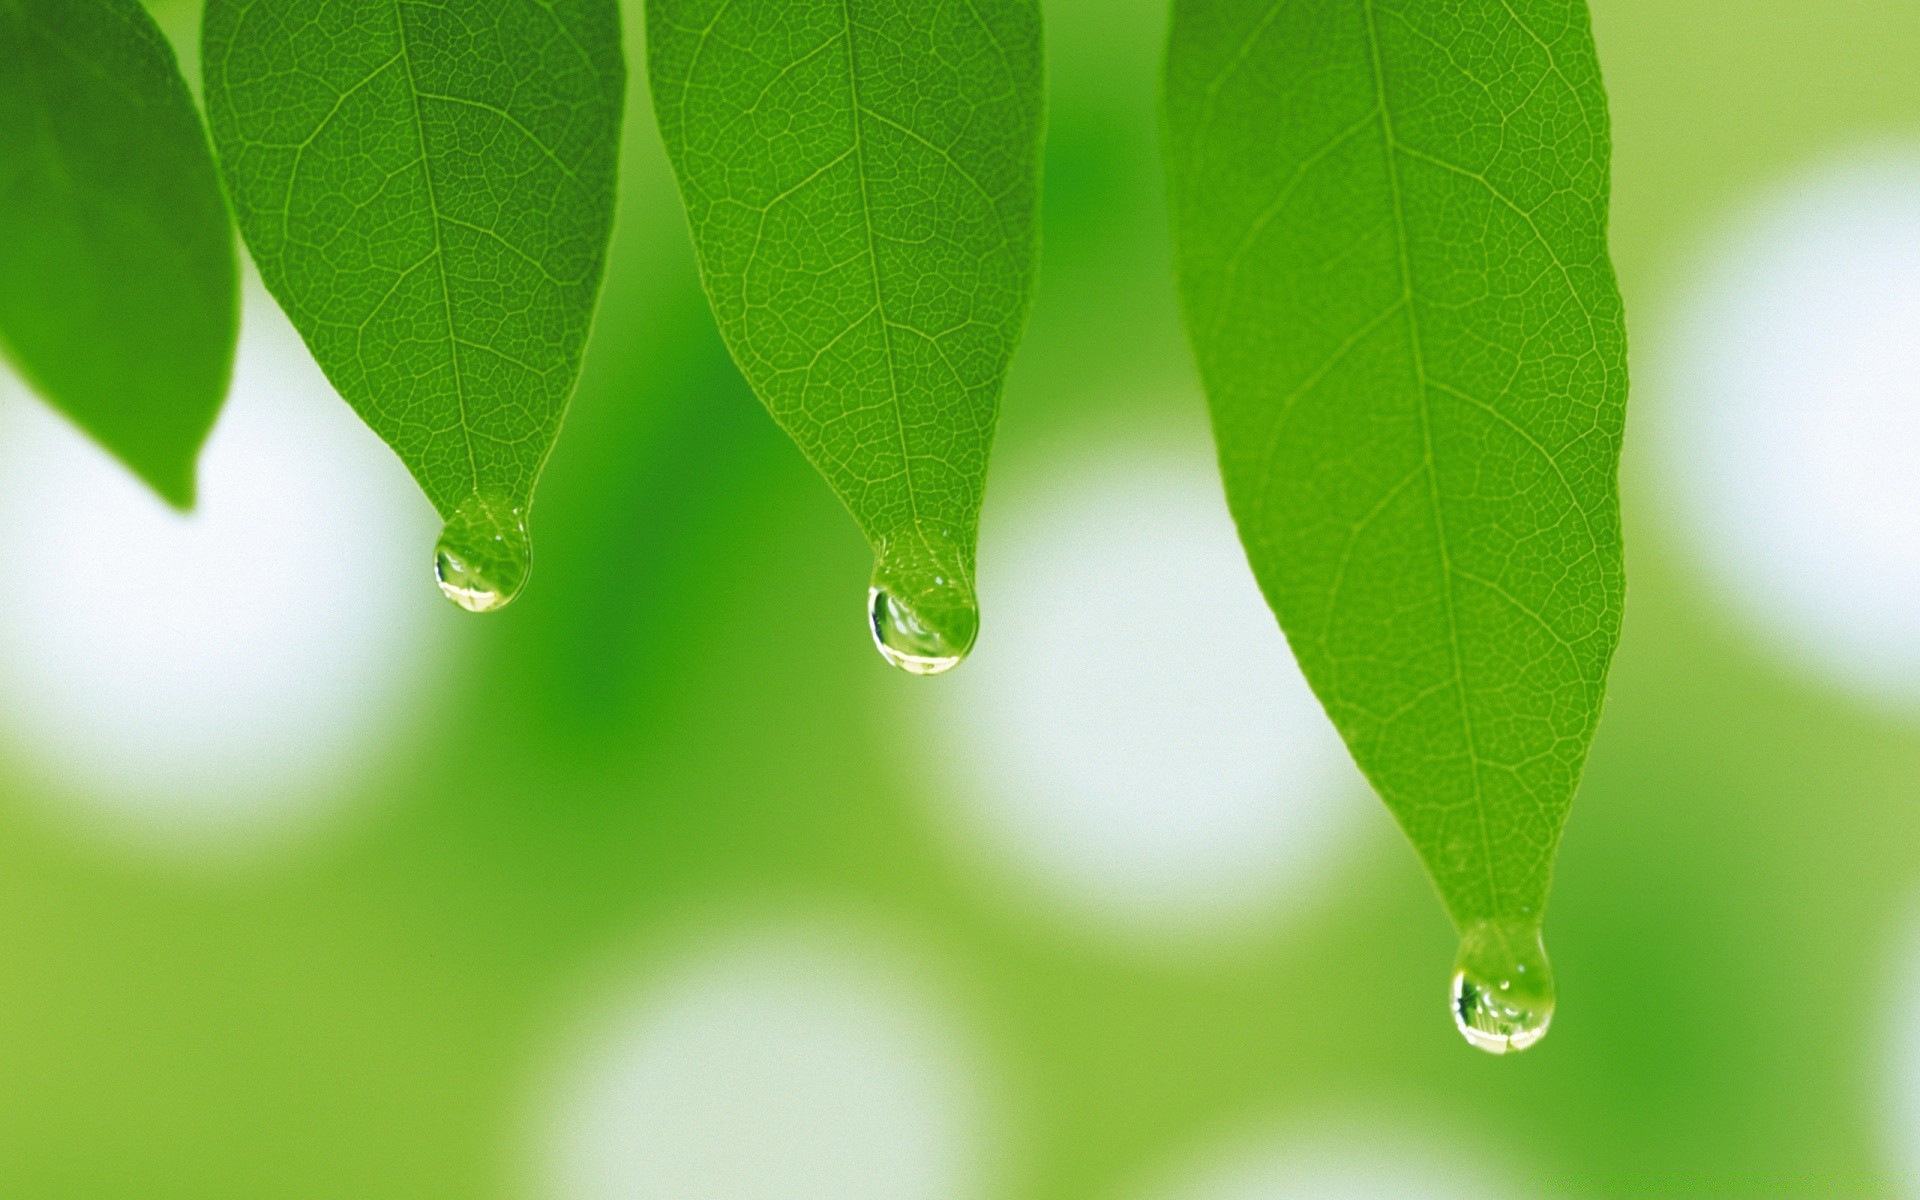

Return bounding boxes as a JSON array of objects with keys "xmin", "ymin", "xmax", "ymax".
[
  {"xmin": 869, "ymin": 583, "xmax": 977, "ymax": 674},
  {"xmin": 868, "ymin": 530, "xmax": 979, "ymax": 675},
  {"xmin": 1450, "ymin": 919, "xmax": 1554, "ymax": 1054},
  {"xmin": 434, "ymin": 490, "xmax": 531, "ymax": 613}
]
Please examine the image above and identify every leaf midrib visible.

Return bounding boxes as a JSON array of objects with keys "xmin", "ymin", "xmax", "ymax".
[
  {"xmin": 1359, "ymin": 0, "xmax": 1498, "ymax": 916},
  {"xmin": 392, "ymin": 0, "xmax": 480, "ymax": 496},
  {"xmin": 837, "ymin": 0, "xmax": 925, "ymax": 554}
]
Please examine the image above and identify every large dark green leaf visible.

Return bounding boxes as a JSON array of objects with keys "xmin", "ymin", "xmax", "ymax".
[
  {"xmin": 1166, "ymin": 0, "xmax": 1627, "ymax": 1050},
  {"xmin": 647, "ymin": 0, "xmax": 1044, "ymax": 673},
  {"xmin": 203, "ymin": 0, "xmax": 624, "ymax": 610},
  {"xmin": 0, "ymin": 0, "xmax": 236, "ymax": 508}
]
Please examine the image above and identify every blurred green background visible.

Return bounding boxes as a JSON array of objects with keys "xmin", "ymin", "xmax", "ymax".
[{"xmin": 0, "ymin": 0, "xmax": 1916, "ymax": 1195}]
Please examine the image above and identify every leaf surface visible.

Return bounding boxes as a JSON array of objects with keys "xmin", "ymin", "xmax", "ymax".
[
  {"xmin": 0, "ymin": 0, "xmax": 236, "ymax": 507},
  {"xmin": 204, "ymin": 0, "xmax": 624, "ymax": 603},
  {"xmin": 1165, "ymin": 0, "xmax": 1627, "ymax": 932},
  {"xmin": 646, "ymin": 0, "xmax": 1044, "ymax": 667}
]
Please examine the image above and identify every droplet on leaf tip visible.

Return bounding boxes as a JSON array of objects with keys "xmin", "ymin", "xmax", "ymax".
[
  {"xmin": 867, "ymin": 536, "xmax": 978, "ymax": 675},
  {"xmin": 1450, "ymin": 919, "xmax": 1554, "ymax": 1055},
  {"xmin": 434, "ymin": 489, "xmax": 530, "ymax": 614},
  {"xmin": 868, "ymin": 584, "xmax": 975, "ymax": 675}
]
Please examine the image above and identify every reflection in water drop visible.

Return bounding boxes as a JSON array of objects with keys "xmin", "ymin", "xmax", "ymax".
[
  {"xmin": 868, "ymin": 530, "xmax": 979, "ymax": 675},
  {"xmin": 1450, "ymin": 920, "xmax": 1555, "ymax": 1055},
  {"xmin": 869, "ymin": 584, "xmax": 977, "ymax": 675},
  {"xmin": 434, "ymin": 490, "xmax": 531, "ymax": 613}
]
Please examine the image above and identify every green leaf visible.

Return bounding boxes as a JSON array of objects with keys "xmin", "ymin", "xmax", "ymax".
[
  {"xmin": 1165, "ymin": 0, "xmax": 1626, "ymax": 1042},
  {"xmin": 646, "ymin": 0, "xmax": 1044, "ymax": 672},
  {"xmin": 0, "ymin": 0, "xmax": 236, "ymax": 509},
  {"xmin": 202, "ymin": 0, "xmax": 624, "ymax": 610}
]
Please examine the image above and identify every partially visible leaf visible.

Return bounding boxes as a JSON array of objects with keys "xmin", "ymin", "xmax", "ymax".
[
  {"xmin": 646, "ymin": 0, "xmax": 1044, "ymax": 672},
  {"xmin": 0, "ymin": 0, "xmax": 236, "ymax": 508},
  {"xmin": 203, "ymin": 0, "xmax": 624, "ymax": 610},
  {"xmin": 1165, "ymin": 0, "xmax": 1627, "ymax": 1047}
]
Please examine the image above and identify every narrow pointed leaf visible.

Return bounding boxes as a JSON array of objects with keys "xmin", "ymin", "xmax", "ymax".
[
  {"xmin": 0, "ymin": 0, "xmax": 236, "ymax": 508},
  {"xmin": 646, "ymin": 0, "xmax": 1044, "ymax": 668},
  {"xmin": 203, "ymin": 0, "xmax": 624, "ymax": 605},
  {"xmin": 1165, "ymin": 0, "xmax": 1627, "ymax": 934}
]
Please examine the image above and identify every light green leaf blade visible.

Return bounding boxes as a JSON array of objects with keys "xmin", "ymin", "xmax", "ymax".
[
  {"xmin": 646, "ymin": 0, "xmax": 1044, "ymax": 672},
  {"xmin": 0, "ymin": 0, "xmax": 236, "ymax": 509},
  {"xmin": 1166, "ymin": 0, "xmax": 1627, "ymax": 1044},
  {"xmin": 203, "ymin": 0, "xmax": 624, "ymax": 610}
]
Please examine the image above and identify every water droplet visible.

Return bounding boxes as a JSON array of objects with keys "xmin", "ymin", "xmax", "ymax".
[
  {"xmin": 868, "ymin": 532, "xmax": 978, "ymax": 675},
  {"xmin": 1450, "ymin": 919, "xmax": 1554, "ymax": 1055},
  {"xmin": 434, "ymin": 490, "xmax": 530, "ymax": 613}
]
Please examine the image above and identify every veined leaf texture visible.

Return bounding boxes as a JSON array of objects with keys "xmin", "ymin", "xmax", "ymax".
[
  {"xmin": 1166, "ymin": 0, "xmax": 1628, "ymax": 951},
  {"xmin": 204, "ymin": 0, "xmax": 625, "ymax": 609},
  {"xmin": 647, "ymin": 0, "xmax": 1045, "ymax": 671}
]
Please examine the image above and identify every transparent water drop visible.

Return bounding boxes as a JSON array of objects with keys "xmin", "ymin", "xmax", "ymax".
[
  {"xmin": 1450, "ymin": 919, "xmax": 1554, "ymax": 1055},
  {"xmin": 434, "ymin": 489, "xmax": 530, "ymax": 613},
  {"xmin": 868, "ymin": 531, "xmax": 978, "ymax": 675}
]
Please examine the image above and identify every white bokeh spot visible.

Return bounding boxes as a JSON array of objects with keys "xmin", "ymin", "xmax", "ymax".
[
  {"xmin": 1659, "ymin": 148, "xmax": 1920, "ymax": 710},
  {"xmin": 0, "ymin": 285, "xmax": 443, "ymax": 849},
  {"xmin": 925, "ymin": 444, "xmax": 1363, "ymax": 944},
  {"xmin": 539, "ymin": 923, "xmax": 989, "ymax": 1200},
  {"xmin": 1142, "ymin": 1123, "xmax": 1509, "ymax": 1200}
]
